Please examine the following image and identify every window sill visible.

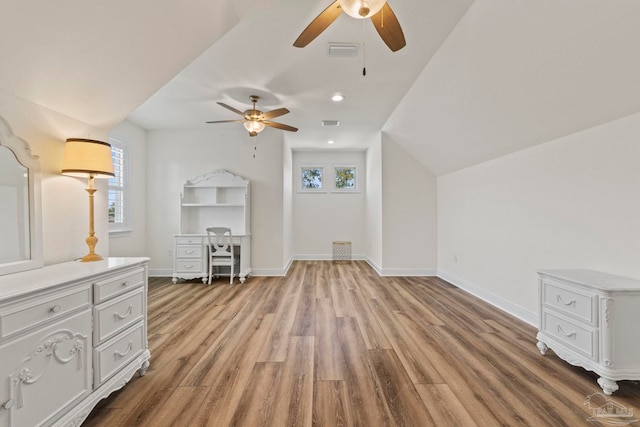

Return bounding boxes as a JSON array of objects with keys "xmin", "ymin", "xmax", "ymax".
[{"xmin": 109, "ymin": 228, "xmax": 132, "ymax": 238}]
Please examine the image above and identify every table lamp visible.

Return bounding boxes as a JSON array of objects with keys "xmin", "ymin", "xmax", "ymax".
[{"xmin": 61, "ymin": 138, "xmax": 114, "ymax": 262}]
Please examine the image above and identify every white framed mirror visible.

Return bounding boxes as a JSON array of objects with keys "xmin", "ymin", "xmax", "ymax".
[{"xmin": 0, "ymin": 115, "xmax": 42, "ymax": 275}]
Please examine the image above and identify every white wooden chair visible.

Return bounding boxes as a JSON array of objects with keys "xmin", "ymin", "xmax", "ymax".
[{"xmin": 206, "ymin": 227, "xmax": 237, "ymax": 284}]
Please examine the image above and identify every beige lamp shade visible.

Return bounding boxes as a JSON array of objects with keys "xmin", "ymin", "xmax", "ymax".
[{"xmin": 61, "ymin": 138, "xmax": 114, "ymax": 178}]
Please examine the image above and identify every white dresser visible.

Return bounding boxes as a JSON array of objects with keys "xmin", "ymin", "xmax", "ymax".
[
  {"xmin": 0, "ymin": 257, "xmax": 150, "ymax": 426},
  {"xmin": 536, "ymin": 269, "xmax": 640, "ymax": 395}
]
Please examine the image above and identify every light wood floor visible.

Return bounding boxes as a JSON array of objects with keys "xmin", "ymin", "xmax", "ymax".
[{"xmin": 83, "ymin": 261, "xmax": 640, "ymax": 426}]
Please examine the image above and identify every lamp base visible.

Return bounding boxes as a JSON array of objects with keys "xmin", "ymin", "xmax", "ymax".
[
  {"xmin": 81, "ymin": 253, "xmax": 104, "ymax": 262},
  {"xmin": 80, "ymin": 233, "xmax": 103, "ymax": 262}
]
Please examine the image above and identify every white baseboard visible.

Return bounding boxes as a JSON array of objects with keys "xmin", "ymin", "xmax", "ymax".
[
  {"xmin": 291, "ymin": 253, "xmax": 367, "ymax": 261},
  {"xmin": 149, "ymin": 269, "xmax": 173, "ymax": 277},
  {"xmin": 437, "ymin": 270, "xmax": 537, "ymax": 326},
  {"xmin": 365, "ymin": 257, "xmax": 382, "ymax": 275},
  {"xmin": 363, "ymin": 256, "xmax": 436, "ymax": 276},
  {"xmin": 250, "ymin": 267, "xmax": 288, "ymax": 276}
]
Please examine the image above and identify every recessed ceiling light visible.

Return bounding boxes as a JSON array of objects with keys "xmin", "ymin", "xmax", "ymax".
[
  {"xmin": 328, "ymin": 140, "xmax": 335, "ymax": 144},
  {"xmin": 331, "ymin": 94, "xmax": 345, "ymax": 102}
]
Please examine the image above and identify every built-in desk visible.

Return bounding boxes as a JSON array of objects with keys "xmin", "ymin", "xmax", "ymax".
[
  {"xmin": 172, "ymin": 234, "xmax": 251, "ymax": 283},
  {"xmin": 173, "ymin": 170, "xmax": 251, "ymax": 284}
]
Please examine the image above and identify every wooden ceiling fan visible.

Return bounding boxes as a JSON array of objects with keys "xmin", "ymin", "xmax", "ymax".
[
  {"xmin": 206, "ymin": 95, "xmax": 298, "ymax": 137},
  {"xmin": 294, "ymin": 0, "xmax": 406, "ymax": 52}
]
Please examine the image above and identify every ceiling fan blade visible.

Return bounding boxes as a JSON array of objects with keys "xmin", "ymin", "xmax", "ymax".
[
  {"xmin": 370, "ymin": 3, "xmax": 406, "ymax": 52},
  {"xmin": 264, "ymin": 121, "xmax": 298, "ymax": 132},
  {"xmin": 261, "ymin": 107, "xmax": 290, "ymax": 120},
  {"xmin": 205, "ymin": 119, "xmax": 245, "ymax": 124},
  {"xmin": 216, "ymin": 102, "xmax": 245, "ymax": 116},
  {"xmin": 293, "ymin": 0, "xmax": 342, "ymax": 48}
]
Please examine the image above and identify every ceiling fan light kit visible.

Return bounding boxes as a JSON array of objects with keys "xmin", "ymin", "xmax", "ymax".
[
  {"xmin": 206, "ymin": 95, "xmax": 298, "ymax": 137},
  {"xmin": 293, "ymin": 0, "xmax": 406, "ymax": 52},
  {"xmin": 339, "ymin": 0, "xmax": 386, "ymax": 19},
  {"xmin": 243, "ymin": 120, "xmax": 265, "ymax": 136}
]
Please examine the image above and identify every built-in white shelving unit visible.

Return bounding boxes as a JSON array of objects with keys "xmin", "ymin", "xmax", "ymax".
[{"xmin": 173, "ymin": 170, "xmax": 251, "ymax": 283}]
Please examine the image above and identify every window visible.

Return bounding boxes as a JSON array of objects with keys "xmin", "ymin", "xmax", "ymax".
[
  {"xmin": 333, "ymin": 166, "xmax": 357, "ymax": 191},
  {"xmin": 108, "ymin": 138, "xmax": 129, "ymax": 233},
  {"xmin": 297, "ymin": 164, "xmax": 360, "ymax": 193},
  {"xmin": 299, "ymin": 166, "xmax": 325, "ymax": 192}
]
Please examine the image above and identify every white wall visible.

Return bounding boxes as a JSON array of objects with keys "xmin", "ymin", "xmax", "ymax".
[
  {"xmin": 365, "ymin": 139, "xmax": 383, "ymax": 270},
  {"xmin": 145, "ymin": 127, "xmax": 285, "ymax": 275},
  {"xmin": 292, "ymin": 150, "xmax": 366, "ymax": 259},
  {"xmin": 381, "ymin": 137, "xmax": 438, "ymax": 275},
  {"xmin": 438, "ymin": 112, "xmax": 640, "ymax": 325},
  {"xmin": 282, "ymin": 139, "xmax": 293, "ymax": 270},
  {"xmin": 0, "ymin": 91, "xmax": 110, "ymax": 265},
  {"xmin": 108, "ymin": 120, "xmax": 148, "ymax": 257}
]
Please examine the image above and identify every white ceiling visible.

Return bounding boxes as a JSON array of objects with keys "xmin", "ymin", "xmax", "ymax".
[
  {"xmin": 3, "ymin": 0, "xmax": 640, "ymax": 175},
  {"xmin": 127, "ymin": 0, "xmax": 475, "ymax": 152}
]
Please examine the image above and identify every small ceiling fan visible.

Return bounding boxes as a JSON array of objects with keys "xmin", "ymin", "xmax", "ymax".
[
  {"xmin": 206, "ymin": 95, "xmax": 298, "ymax": 137},
  {"xmin": 294, "ymin": 0, "xmax": 406, "ymax": 52}
]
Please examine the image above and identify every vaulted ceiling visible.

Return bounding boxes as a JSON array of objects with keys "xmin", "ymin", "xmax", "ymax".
[{"xmin": 3, "ymin": 0, "xmax": 640, "ymax": 175}]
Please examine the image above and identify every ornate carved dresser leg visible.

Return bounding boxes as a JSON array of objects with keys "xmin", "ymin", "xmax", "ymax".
[
  {"xmin": 597, "ymin": 377, "xmax": 619, "ymax": 395},
  {"xmin": 138, "ymin": 360, "xmax": 150, "ymax": 377},
  {"xmin": 536, "ymin": 341, "xmax": 548, "ymax": 355}
]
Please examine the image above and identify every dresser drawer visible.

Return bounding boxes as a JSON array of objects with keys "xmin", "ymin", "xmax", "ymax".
[
  {"xmin": 94, "ymin": 322, "xmax": 145, "ymax": 385},
  {"xmin": 0, "ymin": 287, "xmax": 91, "ymax": 338},
  {"xmin": 94, "ymin": 288, "xmax": 144, "ymax": 344},
  {"xmin": 542, "ymin": 279, "xmax": 597, "ymax": 324},
  {"xmin": 176, "ymin": 236, "xmax": 203, "ymax": 245},
  {"xmin": 94, "ymin": 268, "xmax": 145, "ymax": 303},
  {"xmin": 175, "ymin": 260, "xmax": 203, "ymax": 273},
  {"xmin": 0, "ymin": 309, "xmax": 92, "ymax": 427},
  {"xmin": 542, "ymin": 310, "xmax": 598, "ymax": 360},
  {"xmin": 176, "ymin": 244, "xmax": 202, "ymax": 258}
]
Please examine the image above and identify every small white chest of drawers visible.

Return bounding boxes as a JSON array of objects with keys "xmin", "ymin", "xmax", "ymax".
[
  {"xmin": 536, "ymin": 269, "xmax": 640, "ymax": 395},
  {"xmin": 172, "ymin": 234, "xmax": 251, "ymax": 284},
  {"xmin": 0, "ymin": 257, "xmax": 150, "ymax": 426}
]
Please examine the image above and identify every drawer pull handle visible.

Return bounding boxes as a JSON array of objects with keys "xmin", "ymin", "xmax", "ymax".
[
  {"xmin": 114, "ymin": 305, "xmax": 133, "ymax": 321},
  {"xmin": 556, "ymin": 295, "xmax": 576, "ymax": 307},
  {"xmin": 122, "ymin": 281, "xmax": 130, "ymax": 287},
  {"xmin": 114, "ymin": 341, "xmax": 133, "ymax": 359},
  {"xmin": 557, "ymin": 325, "xmax": 576, "ymax": 338},
  {"xmin": 185, "ymin": 249, "xmax": 195, "ymax": 255},
  {"xmin": 2, "ymin": 399, "xmax": 14, "ymax": 410},
  {"xmin": 50, "ymin": 305, "xmax": 61, "ymax": 313},
  {"xmin": 186, "ymin": 264, "xmax": 194, "ymax": 269}
]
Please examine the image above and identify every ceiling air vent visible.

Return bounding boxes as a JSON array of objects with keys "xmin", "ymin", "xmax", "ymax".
[
  {"xmin": 327, "ymin": 43, "xmax": 359, "ymax": 57},
  {"xmin": 322, "ymin": 120, "xmax": 340, "ymax": 127}
]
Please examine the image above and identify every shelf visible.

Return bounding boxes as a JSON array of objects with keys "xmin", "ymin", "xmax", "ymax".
[{"xmin": 179, "ymin": 170, "xmax": 250, "ymax": 236}]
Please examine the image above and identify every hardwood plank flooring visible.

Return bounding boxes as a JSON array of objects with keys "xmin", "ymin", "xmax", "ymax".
[{"xmin": 83, "ymin": 261, "xmax": 640, "ymax": 426}]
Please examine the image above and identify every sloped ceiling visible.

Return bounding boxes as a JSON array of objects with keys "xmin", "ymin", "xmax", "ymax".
[
  {"xmin": 0, "ymin": 0, "xmax": 263, "ymax": 128},
  {"xmin": 2, "ymin": 1, "xmax": 639, "ymax": 175},
  {"xmin": 127, "ymin": 0, "xmax": 474, "ymax": 151},
  {"xmin": 384, "ymin": 0, "xmax": 640, "ymax": 175}
]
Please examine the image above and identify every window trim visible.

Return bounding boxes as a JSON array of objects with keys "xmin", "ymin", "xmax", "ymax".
[
  {"xmin": 108, "ymin": 137, "xmax": 131, "ymax": 235},
  {"xmin": 332, "ymin": 165, "xmax": 359, "ymax": 193},
  {"xmin": 298, "ymin": 165, "xmax": 326, "ymax": 193}
]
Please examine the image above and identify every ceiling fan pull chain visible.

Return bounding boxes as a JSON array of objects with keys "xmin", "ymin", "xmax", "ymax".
[{"xmin": 362, "ymin": 20, "xmax": 367, "ymax": 76}]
